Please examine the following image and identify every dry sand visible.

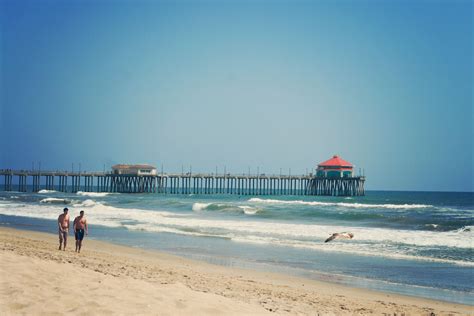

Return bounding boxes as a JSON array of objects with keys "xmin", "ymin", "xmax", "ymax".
[{"xmin": 0, "ymin": 227, "xmax": 471, "ymax": 315}]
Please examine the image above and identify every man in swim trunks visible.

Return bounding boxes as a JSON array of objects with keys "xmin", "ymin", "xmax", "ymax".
[
  {"xmin": 73, "ymin": 210, "xmax": 88, "ymax": 253},
  {"xmin": 57, "ymin": 207, "xmax": 70, "ymax": 250}
]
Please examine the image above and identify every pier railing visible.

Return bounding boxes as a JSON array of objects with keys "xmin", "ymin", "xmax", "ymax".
[{"xmin": 0, "ymin": 169, "xmax": 365, "ymax": 196}]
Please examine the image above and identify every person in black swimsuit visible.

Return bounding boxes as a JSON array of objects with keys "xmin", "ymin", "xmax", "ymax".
[{"xmin": 73, "ymin": 210, "xmax": 88, "ymax": 253}]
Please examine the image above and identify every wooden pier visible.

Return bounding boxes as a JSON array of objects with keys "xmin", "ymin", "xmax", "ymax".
[{"xmin": 0, "ymin": 170, "xmax": 365, "ymax": 196}]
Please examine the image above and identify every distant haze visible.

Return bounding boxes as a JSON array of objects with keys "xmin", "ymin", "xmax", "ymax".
[{"xmin": 0, "ymin": 0, "xmax": 472, "ymax": 192}]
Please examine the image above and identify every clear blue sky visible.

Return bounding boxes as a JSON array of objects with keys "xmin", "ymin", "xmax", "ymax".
[{"xmin": 0, "ymin": 0, "xmax": 472, "ymax": 192}]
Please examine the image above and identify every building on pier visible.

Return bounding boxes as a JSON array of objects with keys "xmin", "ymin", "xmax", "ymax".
[
  {"xmin": 112, "ymin": 164, "xmax": 157, "ymax": 176},
  {"xmin": 316, "ymin": 155, "xmax": 353, "ymax": 178}
]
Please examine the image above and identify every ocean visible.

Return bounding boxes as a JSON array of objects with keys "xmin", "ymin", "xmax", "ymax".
[{"xmin": 0, "ymin": 189, "xmax": 472, "ymax": 304}]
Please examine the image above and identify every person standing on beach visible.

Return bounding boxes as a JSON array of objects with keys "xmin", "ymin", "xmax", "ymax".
[
  {"xmin": 57, "ymin": 208, "xmax": 70, "ymax": 251},
  {"xmin": 73, "ymin": 210, "xmax": 88, "ymax": 253}
]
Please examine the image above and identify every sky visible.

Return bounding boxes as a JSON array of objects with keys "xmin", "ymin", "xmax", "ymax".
[{"xmin": 0, "ymin": 0, "xmax": 472, "ymax": 192}]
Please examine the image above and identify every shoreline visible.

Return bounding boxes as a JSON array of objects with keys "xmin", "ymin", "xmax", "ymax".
[{"xmin": 0, "ymin": 227, "xmax": 471, "ymax": 315}]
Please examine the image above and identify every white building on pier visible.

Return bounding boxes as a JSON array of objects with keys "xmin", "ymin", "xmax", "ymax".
[{"xmin": 111, "ymin": 164, "xmax": 157, "ymax": 176}]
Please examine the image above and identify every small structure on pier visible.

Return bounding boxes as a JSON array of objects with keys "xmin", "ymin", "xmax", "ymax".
[
  {"xmin": 316, "ymin": 155, "xmax": 353, "ymax": 178},
  {"xmin": 112, "ymin": 164, "xmax": 157, "ymax": 176}
]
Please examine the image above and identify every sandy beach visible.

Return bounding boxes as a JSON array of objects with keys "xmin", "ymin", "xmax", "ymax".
[{"xmin": 0, "ymin": 227, "xmax": 471, "ymax": 315}]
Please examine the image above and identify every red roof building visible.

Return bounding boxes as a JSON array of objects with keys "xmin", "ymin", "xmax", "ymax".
[{"xmin": 316, "ymin": 155, "xmax": 354, "ymax": 178}]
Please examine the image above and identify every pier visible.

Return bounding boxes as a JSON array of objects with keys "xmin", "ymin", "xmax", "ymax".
[{"xmin": 0, "ymin": 169, "xmax": 365, "ymax": 196}]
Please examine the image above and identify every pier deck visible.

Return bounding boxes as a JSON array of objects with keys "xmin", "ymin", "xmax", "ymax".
[{"xmin": 0, "ymin": 170, "xmax": 365, "ymax": 196}]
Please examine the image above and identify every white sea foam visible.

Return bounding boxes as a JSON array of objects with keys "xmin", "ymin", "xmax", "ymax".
[
  {"xmin": 456, "ymin": 226, "xmax": 473, "ymax": 233},
  {"xmin": 40, "ymin": 198, "xmax": 70, "ymax": 204},
  {"xmin": 76, "ymin": 191, "xmax": 112, "ymax": 197},
  {"xmin": 74, "ymin": 199, "xmax": 102, "ymax": 207},
  {"xmin": 73, "ymin": 199, "xmax": 186, "ymax": 218},
  {"xmin": 231, "ymin": 235, "xmax": 474, "ymax": 267},
  {"xmin": 2, "ymin": 202, "xmax": 471, "ymax": 248},
  {"xmin": 0, "ymin": 202, "xmax": 471, "ymax": 266},
  {"xmin": 248, "ymin": 198, "xmax": 432, "ymax": 209},
  {"xmin": 38, "ymin": 190, "xmax": 57, "ymax": 194},
  {"xmin": 123, "ymin": 224, "xmax": 220, "ymax": 238}
]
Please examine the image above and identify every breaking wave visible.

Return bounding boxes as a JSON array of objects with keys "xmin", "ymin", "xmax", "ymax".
[
  {"xmin": 37, "ymin": 190, "xmax": 58, "ymax": 194},
  {"xmin": 238, "ymin": 206, "xmax": 259, "ymax": 215},
  {"xmin": 73, "ymin": 199, "xmax": 102, "ymax": 207},
  {"xmin": 76, "ymin": 191, "xmax": 112, "ymax": 197},
  {"xmin": 248, "ymin": 198, "xmax": 432, "ymax": 209},
  {"xmin": 192, "ymin": 202, "xmax": 259, "ymax": 215},
  {"xmin": 192, "ymin": 202, "xmax": 212, "ymax": 212}
]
